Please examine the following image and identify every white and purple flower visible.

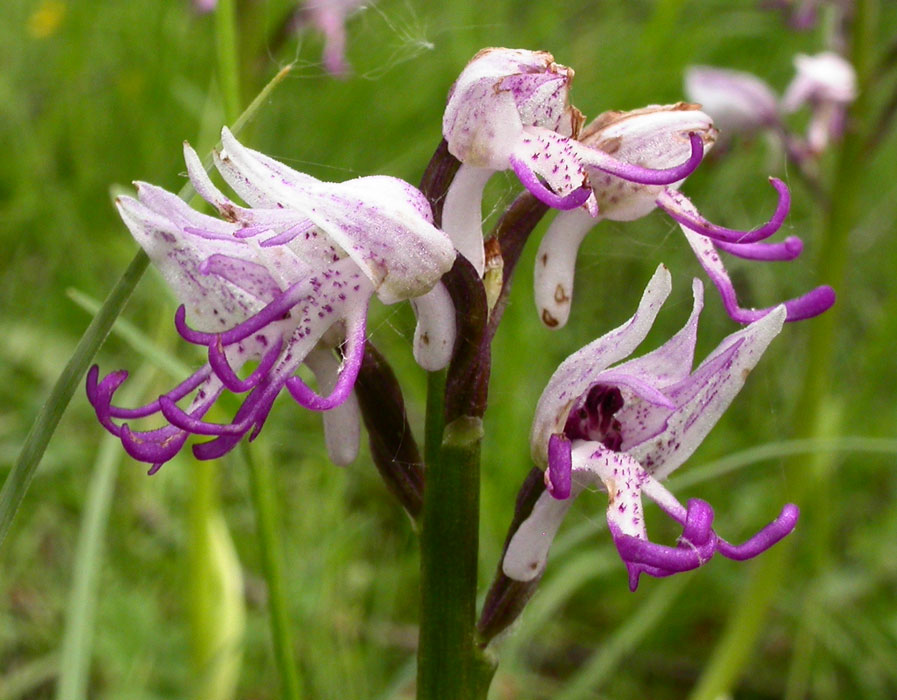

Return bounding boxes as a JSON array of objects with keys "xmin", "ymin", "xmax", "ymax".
[
  {"xmin": 533, "ymin": 104, "xmax": 835, "ymax": 329},
  {"xmin": 782, "ymin": 51, "xmax": 857, "ymax": 155},
  {"xmin": 193, "ymin": 0, "xmax": 364, "ymax": 77},
  {"xmin": 684, "ymin": 66, "xmax": 781, "ymax": 138},
  {"xmin": 87, "ymin": 128, "xmax": 455, "ymax": 473},
  {"xmin": 503, "ymin": 265, "xmax": 799, "ymax": 590},
  {"xmin": 685, "ymin": 52, "xmax": 857, "ymax": 159},
  {"xmin": 441, "ymin": 48, "xmax": 706, "ymax": 276}
]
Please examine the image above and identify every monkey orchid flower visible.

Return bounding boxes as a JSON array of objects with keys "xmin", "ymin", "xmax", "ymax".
[
  {"xmin": 534, "ymin": 104, "xmax": 835, "ymax": 329},
  {"xmin": 782, "ymin": 51, "xmax": 857, "ymax": 155},
  {"xmin": 684, "ymin": 66, "xmax": 781, "ymax": 138},
  {"xmin": 440, "ymin": 48, "xmax": 706, "ymax": 276},
  {"xmin": 192, "ymin": 0, "xmax": 363, "ymax": 77},
  {"xmin": 87, "ymin": 128, "xmax": 455, "ymax": 474},
  {"xmin": 503, "ymin": 265, "xmax": 799, "ymax": 590}
]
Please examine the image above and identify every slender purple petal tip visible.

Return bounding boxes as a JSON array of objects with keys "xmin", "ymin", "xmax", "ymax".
[
  {"xmin": 174, "ymin": 305, "xmax": 215, "ymax": 345},
  {"xmin": 660, "ymin": 176, "xmax": 792, "ymax": 245},
  {"xmin": 717, "ymin": 503, "xmax": 799, "ymax": 560},
  {"xmin": 784, "ymin": 236, "xmax": 804, "ymax": 257},
  {"xmin": 547, "ymin": 434, "xmax": 573, "ymax": 500},
  {"xmin": 715, "ymin": 235, "xmax": 804, "ymax": 262},
  {"xmin": 600, "ymin": 131, "xmax": 705, "ymax": 186},
  {"xmin": 509, "ymin": 154, "xmax": 594, "ymax": 211},
  {"xmin": 784, "ymin": 285, "xmax": 835, "ymax": 321},
  {"xmin": 612, "ymin": 500, "xmax": 720, "ymax": 589}
]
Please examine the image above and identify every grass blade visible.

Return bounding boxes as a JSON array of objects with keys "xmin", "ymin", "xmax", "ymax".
[{"xmin": 0, "ymin": 63, "xmax": 293, "ymax": 551}]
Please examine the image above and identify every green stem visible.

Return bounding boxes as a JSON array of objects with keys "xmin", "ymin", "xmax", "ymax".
[
  {"xmin": 423, "ymin": 370, "xmax": 447, "ymax": 467},
  {"xmin": 215, "ymin": 0, "xmax": 242, "ymax": 125},
  {"xmin": 242, "ymin": 442, "xmax": 303, "ymax": 700},
  {"xmin": 689, "ymin": 4, "xmax": 876, "ymax": 698},
  {"xmin": 418, "ymin": 415, "xmax": 491, "ymax": 699},
  {"xmin": 0, "ymin": 64, "xmax": 292, "ymax": 554}
]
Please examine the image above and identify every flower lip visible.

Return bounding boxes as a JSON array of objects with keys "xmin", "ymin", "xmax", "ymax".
[
  {"xmin": 657, "ymin": 177, "xmax": 790, "ymax": 245},
  {"xmin": 508, "ymin": 273, "xmax": 795, "ymax": 588}
]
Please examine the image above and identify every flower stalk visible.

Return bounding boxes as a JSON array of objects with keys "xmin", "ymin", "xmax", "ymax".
[
  {"xmin": 418, "ymin": 415, "xmax": 493, "ymax": 699},
  {"xmin": 417, "ymin": 141, "xmax": 497, "ymax": 698},
  {"xmin": 418, "ymin": 257, "xmax": 492, "ymax": 698}
]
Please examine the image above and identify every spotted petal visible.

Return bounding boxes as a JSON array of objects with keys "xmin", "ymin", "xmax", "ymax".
[
  {"xmin": 530, "ymin": 264, "xmax": 672, "ymax": 466},
  {"xmin": 216, "ymin": 129, "xmax": 455, "ymax": 304}
]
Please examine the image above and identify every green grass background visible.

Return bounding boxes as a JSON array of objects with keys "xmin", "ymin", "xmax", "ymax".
[{"xmin": 3, "ymin": 0, "xmax": 897, "ymax": 697}]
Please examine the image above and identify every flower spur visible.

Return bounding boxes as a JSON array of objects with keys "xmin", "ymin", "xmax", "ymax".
[
  {"xmin": 503, "ymin": 265, "xmax": 799, "ymax": 590},
  {"xmin": 87, "ymin": 128, "xmax": 455, "ymax": 473}
]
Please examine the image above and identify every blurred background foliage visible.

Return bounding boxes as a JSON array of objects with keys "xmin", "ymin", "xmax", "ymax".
[{"xmin": 2, "ymin": 0, "xmax": 897, "ymax": 697}]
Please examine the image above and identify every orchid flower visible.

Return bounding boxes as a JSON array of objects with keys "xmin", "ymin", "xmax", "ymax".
[
  {"xmin": 441, "ymin": 48, "xmax": 706, "ymax": 276},
  {"xmin": 87, "ymin": 127, "xmax": 455, "ymax": 474},
  {"xmin": 782, "ymin": 51, "xmax": 857, "ymax": 155},
  {"xmin": 503, "ymin": 265, "xmax": 799, "ymax": 590},
  {"xmin": 762, "ymin": 0, "xmax": 823, "ymax": 31},
  {"xmin": 298, "ymin": 0, "xmax": 366, "ymax": 77},
  {"xmin": 192, "ymin": 0, "xmax": 363, "ymax": 77},
  {"xmin": 684, "ymin": 66, "xmax": 781, "ymax": 138},
  {"xmin": 533, "ymin": 104, "xmax": 835, "ymax": 329},
  {"xmin": 192, "ymin": 0, "xmax": 217, "ymax": 13}
]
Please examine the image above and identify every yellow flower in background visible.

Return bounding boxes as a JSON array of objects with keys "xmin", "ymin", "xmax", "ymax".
[{"xmin": 27, "ymin": 0, "xmax": 66, "ymax": 39}]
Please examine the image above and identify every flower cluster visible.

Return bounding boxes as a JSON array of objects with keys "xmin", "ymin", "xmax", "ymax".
[
  {"xmin": 88, "ymin": 46, "xmax": 830, "ymax": 596},
  {"xmin": 440, "ymin": 48, "xmax": 833, "ymax": 330},
  {"xmin": 88, "ymin": 128, "xmax": 454, "ymax": 473},
  {"xmin": 685, "ymin": 51, "xmax": 857, "ymax": 157},
  {"xmin": 504, "ymin": 266, "xmax": 798, "ymax": 589}
]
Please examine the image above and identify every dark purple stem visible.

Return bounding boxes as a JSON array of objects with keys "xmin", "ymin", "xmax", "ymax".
[
  {"xmin": 477, "ymin": 467, "xmax": 548, "ymax": 647},
  {"xmin": 442, "ymin": 256, "xmax": 490, "ymax": 423},
  {"xmin": 419, "ymin": 138, "xmax": 462, "ymax": 228},
  {"xmin": 354, "ymin": 342, "xmax": 425, "ymax": 519}
]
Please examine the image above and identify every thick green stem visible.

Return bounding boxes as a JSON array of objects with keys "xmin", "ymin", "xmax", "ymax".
[
  {"xmin": 424, "ymin": 370, "xmax": 447, "ymax": 467},
  {"xmin": 418, "ymin": 416, "xmax": 491, "ymax": 699},
  {"xmin": 689, "ymin": 4, "xmax": 875, "ymax": 698},
  {"xmin": 242, "ymin": 442, "xmax": 303, "ymax": 700}
]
